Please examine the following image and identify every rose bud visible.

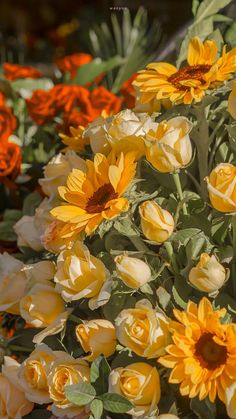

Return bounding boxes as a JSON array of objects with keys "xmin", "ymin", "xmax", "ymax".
[
  {"xmin": 115, "ymin": 255, "xmax": 152, "ymax": 289},
  {"xmin": 189, "ymin": 253, "xmax": 228, "ymax": 293},
  {"xmin": 206, "ymin": 163, "xmax": 236, "ymax": 213},
  {"xmin": 139, "ymin": 200, "xmax": 174, "ymax": 243}
]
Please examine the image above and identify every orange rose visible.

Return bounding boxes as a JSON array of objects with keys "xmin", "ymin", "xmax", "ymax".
[
  {"xmin": 3, "ymin": 63, "xmax": 42, "ymax": 80},
  {"xmin": 0, "ymin": 142, "xmax": 21, "ymax": 188},
  {"xmin": 0, "ymin": 105, "xmax": 16, "ymax": 142},
  {"xmin": 0, "ymin": 92, "xmax": 6, "ymax": 106},
  {"xmin": 61, "ymin": 111, "xmax": 92, "ymax": 132},
  {"xmin": 52, "ymin": 84, "xmax": 93, "ymax": 114},
  {"xmin": 90, "ymin": 86, "xmax": 122, "ymax": 116},
  {"xmin": 26, "ymin": 90, "xmax": 56, "ymax": 125},
  {"xmin": 56, "ymin": 53, "xmax": 93, "ymax": 79},
  {"xmin": 121, "ymin": 74, "xmax": 137, "ymax": 108}
]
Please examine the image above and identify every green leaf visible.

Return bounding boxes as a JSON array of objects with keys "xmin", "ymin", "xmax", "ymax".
[
  {"xmin": 99, "ymin": 393, "xmax": 133, "ymax": 413},
  {"xmin": 192, "ymin": 0, "xmax": 200, "ymax": 15},
  {"xmin": 65, "ymin": 383, "xmax": 96, "ymax": 406},
  {"xmin": 114, "ymin": 216, "xmax": 139, "ymax": 237},
  {"xmin": 22, "ymin": 191, "xmax": 42, "ymax": 216},
  {"xmin": 90, "ymin": 356, "xmax": 111, "ymax": 394},
  {"xmin": 90, "ymin": 399, "xmax": 103, "ymax": 419},
  {"xmin": 195, "ymin": 0, "xmax": 232, "ymax": 21},
  {"xmin": 190, "ymin": 397, "xmax": 216, "ymax": 419},
  {"xmin": 72, "ymin": 56, "xmax": 123, "ymax": 85},
  {"xmin": 3, "ymin": 209, "xmax": 22, "ymax": 222},
  {"xmin": 225, "ymin": 21, "xmax": 236, "ymax": 46},
  {"xmin": 11, "ymin": 78, "xmax": 53, "ymax": 92},
  {"xmin": 169, "ymin": 228, "xmax": 202, "ymax": 244},
  {"xmin": 0, "ymin": 221, "xmax": 17, "ymax": 241}
]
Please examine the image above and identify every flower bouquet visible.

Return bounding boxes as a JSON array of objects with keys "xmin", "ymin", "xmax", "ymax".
[{"xmin": 1, "ymin": 1, "xmax": 236, "ymax": 418}]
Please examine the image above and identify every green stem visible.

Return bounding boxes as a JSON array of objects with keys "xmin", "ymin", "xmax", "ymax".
[
  {"xmin": 129, "ymin": 235, "xmax": 150, "ymax": 253},
  {"xmin": 172, "ymin": 172, "xmax": 188, "ymax": 215},
  {"xmin": 7, "ymin": 344, "xmax": 32, "ymax": 353},
  {"xmin": 17, "ymin": 98, "xmax": 25, "ymax": 145},
  {"xmin": 164, "ymin": 241, "xmax": 178, "ymax": 273}
]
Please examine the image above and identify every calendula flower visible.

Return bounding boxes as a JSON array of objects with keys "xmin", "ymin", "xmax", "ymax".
[
  {"xmin": 59, "ymin": 125, "xmax": 89, "ymax": 153},
  {"xmin": 134, "ymin": 36, "xmax": 236, "ymax": 105},
  {"xmin": 51, "ymin": 152, "xmax": 136, "ymax": 236},
  {"xmin": 159, "ymin": 298, "xmax": 236, "ymax": 403}
]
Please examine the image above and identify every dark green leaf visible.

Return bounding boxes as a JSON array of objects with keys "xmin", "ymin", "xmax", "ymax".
[
  {"xmin": 22, "ymin": 191, "xmax": 42, "ymax": 216},
  {"xmin": 190, "ymin": 397, "xmax": 216, "ymax": 419},
  {"xmin": 90, "ymin": 356, "xmax": 111, "ymax": 394},
  {"xmin": 99, "ymin": 393, "xmax": 133, "ymax": 413},
  {"xmin": 65, "ymin": 383, "xmax": 96, "ymax": 406}
]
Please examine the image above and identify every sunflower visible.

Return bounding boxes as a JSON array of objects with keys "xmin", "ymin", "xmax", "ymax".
[
  {"xmin": 134, "ymin": 37, "xmax": 236, "ymax": 105},
  {"xmin": 51, "ymin": 152, "xmax": 136, "ymax": 236},
  {"xmin": 59, "ymin": 125, "xmax": 89, "ymax": 153},
  {"xmin": 159, "ymin": 298, "xmax": 236, "ymax": 403}
]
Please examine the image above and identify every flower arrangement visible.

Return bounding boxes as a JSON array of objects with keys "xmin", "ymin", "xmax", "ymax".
[{"xmin": 1, "ymin": 1, "xmax": 236, "ymax": 418}]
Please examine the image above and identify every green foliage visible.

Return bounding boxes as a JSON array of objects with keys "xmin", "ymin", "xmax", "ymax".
[
  {"xmin": 90, "ymin": 356, "xmax": 111, "ymax": 394},
  {"xmin": 90, "ymin": 399, "xmax": 103, "ymax": 419},
  {"xmin": 65, "ymin": 382, "xmax": 96, "ymax": 405},
  {"xmin": 0, "ymin": 209, "xmax": 22, "ymax": 241},
  {"xmin": 99, "ymin": 393, "xmax": 133, "ymax": 413},
  {"xmin": 72, "ymin": 56, "xmax": 124, "ymax": 85}
]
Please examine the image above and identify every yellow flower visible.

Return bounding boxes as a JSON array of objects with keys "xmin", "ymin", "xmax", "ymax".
[
  {"xmin": 59, "ymin": 125, "xmax": 89, "ymax": 153},
  {"xmin": 189, "ymin": 253, "xmax": 228, "ymax": 293},
  {"xmin": 109, "ymin": 362, "xmax": 160, "ymax": 417},
  {"xmin": 54, "ymin": 241, "xmax": 110, "ymax": 310},
  {"xmin": 115, "ymin": 299, "xmax": 170, "ymax": 358},
  {"xmin": 115, "ymin": 255, "xmax": 151, "ymax": 289},
  {"xmin": 51, "ymin": 152, "xmax": 136, "ymax": 236},
  {"xmin": 145, "ymin": 116, "xmax": 193, "ymax": 173},
  {"xmin": 39, "ymin": 151, "xmax": 86, "ymax": 198},
  {"xmin": 134, "ymin": 36, "xmax": 236, "ymax": 105},
  {"xmin": 48, "ymin": 352, "xmax": 90, "ymax": 418},
  {"xmin": 159, "ymin": 298, "xmax": 236, "ymax": 403},
  {"xmin": 139, "ymin": 200, "xmax": 174, "ymax": 243},
  {"xmin": 41, "ymin": 219, "xmax": 80, "ymax": 254},
  {"xmin": 18, "ymin": 344, "xmax": 56, "ymax": 404},
  {"xmin": 226, "ymin": 379, "xmax": 236, "ymax": 418},
  {"xmin": 157, "ymin": 415, "xmax": 179, "ymax": 419},
  {"xmin": 75, "ymin": 319, "xmax": 117, "ymax": 361},
  {"xmin": 206, "ymin": 163, "xmax": 236, "ymax": 212},
  {"xmin": 20, "ymin": 282, "xmax": 65, "ymax": 328},
  {"xmin": 228, "ymin": 81, "xmax": 236, "ymax": 119},
  {"xmin": 0, "ymin": 357, "xmax": 34, "ymax": 418}
]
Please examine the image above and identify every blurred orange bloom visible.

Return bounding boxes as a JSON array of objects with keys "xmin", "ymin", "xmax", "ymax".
[
  {"xmin": 56, "ymin": 53, "xmax": 93, "ymax": 79},
  {"xmin": 26, "ymin": 90, "xmax": 56, "ymax": 125},
  {"xmin": 0, "ymin": 142, "xmax": 21, "ymax": 189},
  {"xmin": 0, "ymin": 105, "xmax": 17, "ymax": 142},
  {"xmin": 3, "ymin": 63, "xmax": 42, "ymax": 80},
  {"xmin": 121, "ymin": 74, "xmax": 137, "ymax": 108}
]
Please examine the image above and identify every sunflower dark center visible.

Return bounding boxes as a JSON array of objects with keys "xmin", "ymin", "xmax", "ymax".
[
  {"xmin": 168, "ymin": 64, "xmax": 211, "ymax": 90},
  {"xmin": 86, "ymin": 183, "xmax": 118, "ymax": 214},
  {"xmin": 195, "ymin": 333, "xmax": 227, "ymax": 370}
]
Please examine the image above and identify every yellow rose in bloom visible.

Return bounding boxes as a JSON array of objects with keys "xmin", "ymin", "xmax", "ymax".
[
  {"xmin": 0, "ymin": 357, "xmax": 34, "ymax": 418},
  {"xmin": 39, "ymin": 151, "xmax": 86, "ymax": 197},
  {"xmin": 54, "ymin": 241, "xmax": 111, "ymax": 310},
  {"xmin": 115, "ymin": 255, "xmax": 152, "ymax": 289},
  {"xmin": 20, "ymin": 282, "xmax": 65, "ymax": 327},
  {"xmin": 75, "ymin": 319, "xmax": 117, "ymax": 361},
  {"xmin": 189, "ymin": 253, "xmax": 228, "ymax": 293},
  {"xmin": 145, "ymin": 117, "xmax": 193, "ymax": 173},
  {"xmin": 48, "ymin": 352, "xmax": 90, "ymax": 418},
  {"xmin": 109, "ymin": 362, "xmax": 160, "ymax": 418},
  {"xmin": 206, "ymin": 163, "xmax": 236, "ymax": 212},
  {"xmin": 18, "ymin": 344, "xmax": 56, "ymax": 404},
  {"xmin": 157, "ymin": 415, "xmax": 180, "ymax": 419},
  {"xmin": 139, "ymin": 200, "xmax": 174, "ymax": 243},
  {"xmin": 228, "ymin": 81, "xmax": 236, "ymax": 119},
  {"xmin": 14, "ymin": 215, "xmax": 44, "ymax": 251},
  {"xmin": 115, "ymin": 299, "xmax": 170, "ymax": 358},
  {"xmin": 0, "ymin": 252, "xmax": 27, "ymax": 314}
]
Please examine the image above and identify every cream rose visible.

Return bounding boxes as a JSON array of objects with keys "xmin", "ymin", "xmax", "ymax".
[
  {"xmin": 18, "ymin": 344, "xmax": 56, "ymax": 404},
  {"xmin": 14, "ymin": 215, "xmax": 43, "ymax": 251},
  {"xmin": 139, "ymin": 200, "xmax": 174, "ymax": 243},
  {"xmin": 109, "ymin": 362, "xmax": 160, "ymax": 418},
  {"xmin": 54, "ymin": 241, "xmax": 111, "ymax": 310},
  {"xmin": 39, "ymin": 151, "xmax": 86, "ymax": 197},
  {"xmin": 48, "ymin": 352, "xmax": 90, "ymax": 418},
  {"xmin": 0, "ymin": 253, "xmax": 26, "ymax": 314},
  {"xmin": 0, "ymin": 356, "xmax": 34, "ymax": 419},
  {"xmin": 75, "ymin": 319, "xmax": 117, "ymax": 361},
  {"xmin": 115, "ymin": 255, "xmax": 152, "ymax": 289},
  {"xmin": 145, "ymin": 116, "xmax": 193, "ymax": 173},
  {"xmin": 115, "ymin": 299, "xmax": 170, "ymax": 358},
  {"xmin": 189, "ymin": 253, "xmax": 228, "ymax": 293}
]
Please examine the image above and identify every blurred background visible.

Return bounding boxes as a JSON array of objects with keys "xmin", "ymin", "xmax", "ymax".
[{"xmin": 0, "ymin": 0, "xmax": 193, "ymax": 64}]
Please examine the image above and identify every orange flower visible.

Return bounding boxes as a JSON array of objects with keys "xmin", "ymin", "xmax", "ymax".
[
  {"xmin": 56, "ymin": 53, "xmax": 93, "ymax": 79},
  {"xmin": 26, "ymin": 90, "xmax": 56, "ymax": 125},
  {"xmin": 0, "ymin": 92, "xmax": 6, "ymax": 106},
  {"xmin": 3, "ymin": 63, "xmax": 42, "ymax": 80},
  {"xmin": 52, "ymin": 84, "xmax": 93, "ymax": 114},
  {"xmin": 0, "ymin": 142, "xmax": 21, "ymax": 188},
  {"xmin": 121, "ymin": 74, "xmax": 137, "ymax": 108},
  {"xmin": 90, "ymin": 86, "xmax": 122, "ymax": 116},
  {"xmin": 0, "ymin": 105, "xmax": 17, "ymax": 142}
]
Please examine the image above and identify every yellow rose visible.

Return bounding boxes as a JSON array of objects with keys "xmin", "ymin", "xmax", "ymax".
[
  {"xmin": 20, "ymin": 282, "xmax": 65, "ymax": 327},
  {"xmin": 145, "ymin": 116, "xmax": 193, "ymax": 173},
  {"xmin": 54, "ymin": 241, "xmax": 111, "ymax": 310},
  {"xmin": 48, "ymin": 352, "xmax": 90, "ymax": 418},
  {"xmin": 115, "ymin": 299, "xmax": 170, "ymax": 358},
  {"xmin": 228, "ymin": 81, "xmax": 236, "ymax": 119},
  {"xmin": 189, "ymin": 253, "xmax": 228, "ymax": 293},
  {"xmin": 0, "ymin": 356, "xmax": 34, "ymax": 418},
  {"xmin": 157, "ymin": 415, "xmax": 180, "ymax": 419},
  {"xmin": 75, "ymin": 319, "xmax": 117, "ymax": 361},
  {"xmin": 39, "ymin": 151, "xmax": 86, "ymax": 197},
  {"xmin": 18, "ymin": 344, "xmax": 56, "ymax": 404},
  {"xmin": 0, "ymin": 252, "xmax": 26, "ymax": 314},
  {"xmin": 206, "ymin": 163, "xmax": 236, "ymax": 212},
  {"xmin": 139, "ymin": 200, "xmax": 174, "ymax": 243},
  {"xmin": 109, "ymin": 362, "xmax": 160, "ymax": 417},
  {"xmin": 115, "ymin": 255, "xmax": 152, "ymax": 289}
]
